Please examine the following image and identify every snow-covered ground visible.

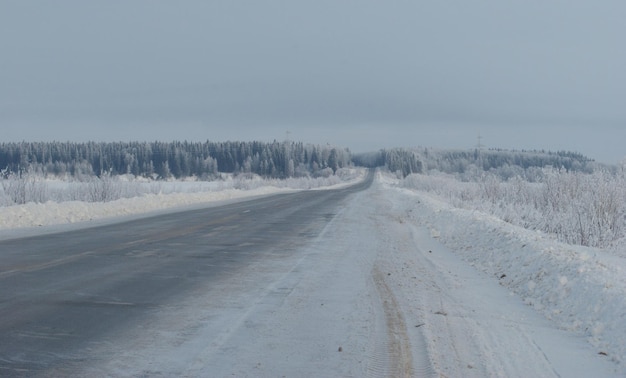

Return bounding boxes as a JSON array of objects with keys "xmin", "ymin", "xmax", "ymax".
[{"xmin": 3, "ymin": 168, "xmax": 624, "ymax": 375}]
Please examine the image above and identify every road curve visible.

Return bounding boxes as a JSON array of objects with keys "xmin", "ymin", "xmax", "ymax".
[{"xmin": 0, "ymin": 172, "xmax": 373, "ymax": 376}]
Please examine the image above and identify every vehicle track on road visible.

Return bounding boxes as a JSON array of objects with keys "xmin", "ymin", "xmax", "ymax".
[{"xmin": 371, "ymin": 264, "xmax": 415, "ymax": 377}]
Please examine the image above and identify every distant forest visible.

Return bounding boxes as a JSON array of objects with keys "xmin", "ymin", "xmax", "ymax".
[
  {"xmin": 0, "ymin": 141, "xmax": 597, "ymax": 180},
  {"xmin": 418, "ymin": 148, "xmax": 596, "ymax": 180},
  {"xmin": 0, "ymin": 141, "xmax": 352, "ymax": 179},
  {"xmin": 354, "ymin": 147, "xmax": 596, "ymax": 179}
]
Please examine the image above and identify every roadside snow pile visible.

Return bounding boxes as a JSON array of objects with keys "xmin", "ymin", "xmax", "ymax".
[
  {"xmin": 379, "ymin": 173, "xmax": 626, "ymax": 369},
  {"xmin": 0, "ymin": 187, "xmax": 294, "ymax": 230},
  {"xmin": 0, "ymin": 168, "xmax": 366, "ymax": 230}
]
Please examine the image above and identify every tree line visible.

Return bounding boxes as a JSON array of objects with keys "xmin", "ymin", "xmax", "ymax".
[
  {"xmin": 415, "ymin": 148, "xmax": 595, "ymax": 180},
  {"xmin": 0, "ymin": 140, "xmax": 598, "ymax": 181},
  {"xmin": 0, "ymin": 141, "xmax": 352, "ymax": 179}
]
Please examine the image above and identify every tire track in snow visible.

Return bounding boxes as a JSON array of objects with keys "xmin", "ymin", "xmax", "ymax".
[
  {"xmin": 366, "ymin": 185, "xmax": 435, "ymax": 377},
  {"xmin": 372, "ymin": 265, "xmax": 414, "ymax": 377}
]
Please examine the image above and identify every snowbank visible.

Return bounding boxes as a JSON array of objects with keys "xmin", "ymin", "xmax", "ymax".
[
  {"xmin": 0, "ymin": 187, "xmax": 293, "ymax": 230},
  {"xmin": 380, "ymin": 173, "xmax": 626, "ymax": 368}
]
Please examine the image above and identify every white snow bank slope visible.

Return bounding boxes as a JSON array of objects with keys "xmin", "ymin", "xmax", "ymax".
[
  {"xmin": 0, "ymin": 186, "xmax": 294, "ymax": 230},
  {"xmin": 380, "ymin": 173, "xmax": 626, "ymax": 370}
]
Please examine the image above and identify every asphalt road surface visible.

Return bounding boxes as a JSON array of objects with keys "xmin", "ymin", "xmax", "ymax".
[{"xmin": 0, "ymin": 172, "xmax": 374, "ymax": 376}]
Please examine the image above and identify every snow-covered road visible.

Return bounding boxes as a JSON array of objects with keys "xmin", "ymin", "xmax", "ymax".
[
  {"xmin": 2, "ymin": 171, "xmax": 622, "ymax": 376},
  {"xmin": 81, "ymin": 172, "xmax": 620, "ymax": 376}
]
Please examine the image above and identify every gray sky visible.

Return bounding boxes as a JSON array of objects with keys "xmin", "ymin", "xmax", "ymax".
[{"xmin": 1, "ymin": 1, "xmax": 625, "ymax": 163}]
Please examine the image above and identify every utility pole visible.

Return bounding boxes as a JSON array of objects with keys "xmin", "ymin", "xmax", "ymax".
[{"xmin": 475, "ymin": 132, "xmax": 484, "ymax": 162}]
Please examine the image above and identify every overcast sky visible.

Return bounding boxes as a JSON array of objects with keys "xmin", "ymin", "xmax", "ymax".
[{"xmin": 1, "ymin": 1, "xmax": 625, "ymax": 163}]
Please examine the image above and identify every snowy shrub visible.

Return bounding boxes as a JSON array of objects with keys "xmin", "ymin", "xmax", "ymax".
[
  {"xmin": 0, "ymin": 172, "xmax": 48, "ymax": 205},
  {"xmin": 400, "ymin": 168, "xmax": 626, "ymax": 249},
  {"xmin": 536, "ymin": 169, "xmax": 624, "ymax": 247},
  {"xmin": 1, "ymin": 168, "xmax": 365, "ymax": 207},
  {"xmin": 87, "ymin": 173, "xmax": 122, "ymax": 203},
  {"xmin": 315, "ymin": 167, "xmax": 335, "ymax": 178}
]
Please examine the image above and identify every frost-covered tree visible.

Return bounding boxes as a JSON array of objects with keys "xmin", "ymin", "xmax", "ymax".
[{"xmin": 0, "ymin": 140, "xmax": 352, "ymax": 180}]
